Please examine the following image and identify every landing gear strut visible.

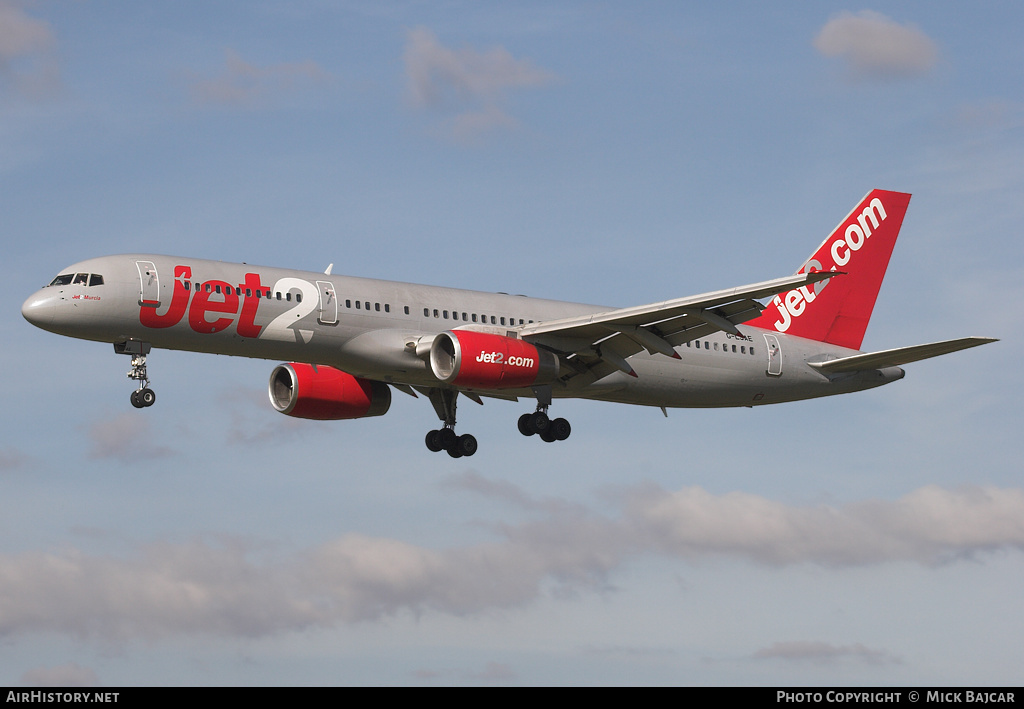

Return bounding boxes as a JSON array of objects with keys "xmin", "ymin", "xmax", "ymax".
[
  {"xmin": 519, "ymin": 386, "xmax": 571, "ymax": 443},
  {"xmin": 115, "ymin": 340, "xmax": 156, "ymax": 409},
  {"xmin": 425, "ymin": 389, "xmax": 478, "ymax": 458}
]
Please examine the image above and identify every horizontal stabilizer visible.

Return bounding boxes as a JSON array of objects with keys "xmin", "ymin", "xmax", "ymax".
[{"xmin": 808, "ymin": 337, "xmax": 998, "ymax": 374}]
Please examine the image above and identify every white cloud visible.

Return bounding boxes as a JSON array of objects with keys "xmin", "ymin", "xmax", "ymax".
[
  {"xmin": 21, "ymin": 662, "xmax": 99, "ymax": 687},
  {"xmin": 85, "ymin": 413, "xmax": 174, "ymax": 462},
  {"xmin": 0, "ymin": 0, "xmax": 58, "ymax": 97},
  {"xmin": 404, "ymin": 27, "xmax": 554, "ymax": 107},
  {"xmin": 0, "ymin": 484, "xmax": 1020, "ymax": 642},
  {"xmin": 813, "ymin": 11, "xmax": 938, "ymax": 80},
  {"xmin": 0, "ymin": 446, "xmax": 27, "ymax": 472},
  {"xmin": 627, "ymin": 485, "xmax": 1024, "ymax": 566},
  {"xmin": 189, "ymin": 49, "xmax": 328, "ymax": 107},
  {"xmin": 403, "ymin": 27, "xmax": 555, "ymax": 142},
  {"xmin": 754, "ymin": 641, "xmax": 901, "ymax": 666}
]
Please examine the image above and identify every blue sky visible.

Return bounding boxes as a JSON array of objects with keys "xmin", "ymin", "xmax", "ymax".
[{"xmin": 2, "ymin": 1, "xmax": 1022, "ymax": 686}]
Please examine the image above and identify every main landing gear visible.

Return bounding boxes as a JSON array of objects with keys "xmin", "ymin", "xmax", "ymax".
[
  {"xmin": 518, "ymin": 408, "xmax": 571, "ymax": 443},
  {"xmin": 425, "ymin": 389, "xmax": 478, "ymax": 458},
  {"xmin": 518, "ymin": 386, "xmax": 571, "ymax": 443},
  {"xmin": 115, "ymin": 340, "xmax": 156, "ymax": 409}
]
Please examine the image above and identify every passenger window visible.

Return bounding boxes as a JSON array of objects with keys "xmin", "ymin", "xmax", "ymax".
[
  {"xmin": 462, "ymin": 312, "xmax": 468, "ymax": 321},
  {"xmin": 433, "ymin": 309, "xmax": 439, "ymax": 318},
  {"xmin": 375, "ymin": 303, "xmax": 380, "ymax": 312},
  {"xmin": 491, "ymin": 316, "xmax": 496, "ymax": 324},
  {"xmin": 356, "ymin": 301, "xmax": 361, "ymax": 309},
  {"xmin": 741, "ymin": 346, "xmax": 746, "ymax": 354},
  {"xmin": 500, "ymin": 317, "xmax": 506, "ymax": 325},
  {"xmin": 704, "ymin": 342, "xmax": 709, "ymax": 350},
  {"xmin": 297, "ymin": 294, "xmax": 302, "ymax": 303},
  {"xmin": 286, "ymin": 293, "xmax": 292, "ymax": 302},
  {"xmin": 404, "ymin": 306, "xmax": 409, "ymax": 315},
  {"xmin": 185, "ymin": 281, "xmax": 192, "ymax": 291},
  {"xmin": 472, "ymin": 314, "xmax": 478, "ymax": 323},
  {"xmin": 346, "ymin": 300, "xmax": 352, "ymax": 308},
  {"xmin": 750, "ymin": 348, "xmax": 755, "ymax": 355},
  {"xmin": 385, "ymin": 304, "xmax": 390, "ymax": 313}
]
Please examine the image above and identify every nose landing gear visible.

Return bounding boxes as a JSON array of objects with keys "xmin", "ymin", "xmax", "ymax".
[{"xmin": 115, "ymin": 340, "xmax": 156, "ymax": 409}]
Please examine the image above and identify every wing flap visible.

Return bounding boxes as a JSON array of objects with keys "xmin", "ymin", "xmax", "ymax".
[{"xmin": 808, "ymin": 337, "xmax": 998, "ymax": 374}]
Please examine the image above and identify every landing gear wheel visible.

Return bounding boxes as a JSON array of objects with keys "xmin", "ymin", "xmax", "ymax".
[
  {"xmin": 425, "ymin": 430, "xmax": 444, "ymax": 452},
  {"xmin": 447, "ymin": 446, "xmax": 464, "ymax": 459},
  {"xmin": 140, "ymin": 388, "xmax": 156, "ymax": 407},
  {"xmin": 437, "ymin": 428, "xmax": 457, "ymax": 450},
  {"xmin": 529, "ymin": 411, "xmax": 550, "ymax": 435},
  {"xmin": 455, "ymin": 433, "xmax": 478, "ymax": 457},
  {"xmin": 539, "ymin": 428, "xmax": 557, "ymax": 443},
  {"xmin": 550, "ymin": 417, "xmax": 571, "ymax": 441},
  {"xmin": 130, "ymin": 390, "xmax": 144, "ymax": 409},
  {"xmin": 518, "ymin": 413, "xmax": 535, "ymax": 437}
]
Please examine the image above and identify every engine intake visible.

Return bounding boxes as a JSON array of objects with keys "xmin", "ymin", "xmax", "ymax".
[
  {"xmin": 429, "ymin": 330, "xmax": 559, "ymax": 389},
  {"xmin": 269, "ymin": 363, "xmax": 391, "ymax": 420}
]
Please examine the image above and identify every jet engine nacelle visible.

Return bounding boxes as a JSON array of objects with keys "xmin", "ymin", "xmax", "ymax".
[
  {"xmin": 429, "ymin": 330, "xmax": 559, "ymax": 389},
  {"xmin": 269, "ymin": 363, "xmax": 391, "ymax": 420}
]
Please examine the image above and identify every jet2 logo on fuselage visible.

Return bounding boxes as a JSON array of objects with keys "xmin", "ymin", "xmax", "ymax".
[{"xmin": 139, "ymin": 265, "xmax": 318, "ymax": 341}]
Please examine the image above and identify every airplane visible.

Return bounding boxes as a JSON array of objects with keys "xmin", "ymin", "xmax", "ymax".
[{"xmin": 22, "ymin": 189, "xmax": 996, "ymax": 458}]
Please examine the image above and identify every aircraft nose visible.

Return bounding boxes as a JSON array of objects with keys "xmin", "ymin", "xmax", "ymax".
[{"xmin": 22, "ymin": 290, "xmax": 56, "ymax": 328}]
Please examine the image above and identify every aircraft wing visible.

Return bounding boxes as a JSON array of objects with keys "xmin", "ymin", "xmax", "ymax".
[
  {"xmin": 520, "ymin": 271, "xmax": 837, "ymax": 378},
  {"xmin": 807, "ymin": 337, "xmax": 998, "ymax": 374}
]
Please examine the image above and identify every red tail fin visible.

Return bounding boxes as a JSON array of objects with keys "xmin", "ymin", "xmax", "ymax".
[{"xmin": 747, "ymin": 189, "xmax": 911, "ymax": 350}]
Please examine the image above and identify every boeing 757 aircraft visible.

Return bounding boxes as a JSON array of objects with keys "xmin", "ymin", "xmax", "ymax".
[{"xmin": 22, "ymin": 190, "xmax": 995, "ymax": 457}]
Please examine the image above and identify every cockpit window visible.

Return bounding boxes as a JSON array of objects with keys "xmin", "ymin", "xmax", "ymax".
[{"xmin": 48, "ymin": 273, "xmax": 105, "ymax": 287}]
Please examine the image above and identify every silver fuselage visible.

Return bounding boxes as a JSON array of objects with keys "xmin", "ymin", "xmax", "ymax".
[{"xmin": 21, "ymin": 254, "xmax": 904, "ymax": 409}]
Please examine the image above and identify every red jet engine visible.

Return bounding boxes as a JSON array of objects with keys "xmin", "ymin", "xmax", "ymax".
[
  {"xmin": 269, "ymin": 363, "xmax": 391, "ymax": 420},
  {"xmin": 429, "ymin": 330, "xmax": 559, "ymax": 389}
]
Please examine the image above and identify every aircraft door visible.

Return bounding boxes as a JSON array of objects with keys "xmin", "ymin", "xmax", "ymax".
[
  {"xmin": 763, "ymin": 333, "xmax": 782, "ymax": 376},
  {"xmin": 136, "ymin": 261, "xmax": 160, "ymax": 307},
  {"xmin": 316, "ymin": 280, "xmax": 338, "ymax": 325}
]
